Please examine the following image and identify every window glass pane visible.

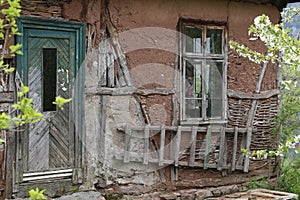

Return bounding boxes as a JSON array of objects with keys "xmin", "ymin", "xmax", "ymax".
[
  {"xmin": 185, "ymin": 99, "xmax": 201, "ymax": 118},
  {"xmin": 185, "ymin": 60, "xmax": 202, "ymax": 98},
  {"xmin": 185, "ymin": 60, "xmax": 202, "ymax": 118},
  {"xmin": 43, "ymin": 48, "xmax": 57, "ymax": 112},
  {"xmin": 185, "ymin": 27, "xmax": 203, "ymax": 53},
  {"xmin": 206, "ymin": 61, "xmax": 223, "ymax": 118},
  {"xmin": 206, "ymin": 29, "xmax": 223, "ymax": 54}
]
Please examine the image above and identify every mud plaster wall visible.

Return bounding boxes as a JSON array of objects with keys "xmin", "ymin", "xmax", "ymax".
[
  {"xmin": 108, "ymin": 0, "xmax": 280, "ymax": 124},
  {"xmin": 18, "ymin": 0, "xmax": 282, "ymax": 193}
]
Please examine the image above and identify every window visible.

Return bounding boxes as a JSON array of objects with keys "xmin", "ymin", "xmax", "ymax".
[
  {"xmin": 42, "ymin": 48, "xmax": 57, "ymax": 112},
  {"xmin": 180, "ymin": 22, "xmax": 226, "ymax": 123}
]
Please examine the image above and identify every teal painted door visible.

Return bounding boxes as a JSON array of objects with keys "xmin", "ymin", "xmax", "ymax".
[
  {"xmin": 12, "ymin": 17, "xmax": 85, "ymax": 198},
  {"xmin": 26, "ymin": 30, "xmax": 75, "ymax": 172}
]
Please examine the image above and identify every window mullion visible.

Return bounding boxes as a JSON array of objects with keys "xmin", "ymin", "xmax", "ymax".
[
  {"xmin": 202, "ymin": 59, "xmax": 207, "ymax": 120},
  {"xmin": 182, "ymin": 58, "xmax": 186, "ymax": 120}
]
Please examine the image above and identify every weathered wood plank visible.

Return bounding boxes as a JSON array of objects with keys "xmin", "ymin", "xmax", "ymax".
[
  {"xmin": 189, "ymin": 126, "xmax": 197, "ymax": 166},
  {"xmin": 143, "ymin": 125, "xmax": 150, "ymax": 165},
  {"xmin": 0, "ymin": 91, "xmax": 14, "ymax": 103},
  {"xmin": 123, "ymin": 125, "xmax": 132, "ymax": 163},
  {"xmin": 159, "ymin": 125, "xmax": 166, "ymax": 166},
  {"xmin": 227, "ymin": 89, "xmax": 279, "ymax": 100},
  {"xmin": 231, "ymin": 127, "xmax": 238, "ymax": 171},
  {"xmin": 5, "ymin": 131, "xmax": 16, "ymax": 199},
  {"xmin": 244, "ymin": 127, "xmax": 252, "ymax": 172},
  {"xmin": 174, "ymin": 126, "xmax": 181, "ymax": 167},
  {"xmin": 117, "ymin": 125, "xmax": 254, "ymax": 134},
  {"xmin": 85, "ymin": 87, "xmax": 175, "ymax": 96},
  {"xmin": 107, "ymin": 52, "xmax": 115, "ymax": 87},
  {"xmin": 106, "ymin": 22, "xmax": 132, "ymax": 86},
  {"xmin": 204, "ymin": 125, "xmax": 212, "ymax": 170},
  {"xmin": 217, "ymin": 126, "xmax": 226, "ymax": 170},
  {"xmin": 98, "ymin": 39, "xmax": 107, "ymax": 86}
]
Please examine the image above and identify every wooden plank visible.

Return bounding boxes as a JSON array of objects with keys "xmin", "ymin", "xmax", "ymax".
[
  {"xmin": 5, "ymin": 131, "xmax": 16, "ymax": 199},
  {"xmin": 107, "ymin": 52, "xmax": 115, "ymax": 87},
  {"xmin": 217, "ymin": 126, "xmax": 226, "ymax": 170},
  {"xmin": 98, "ymin": 39, "xmax": 107, "ymax": 86},
  {"xmin": 0, "ymin": 91, "xmax": 14, "ymax": 103},
  {"xmin": 106, "ymin": 22, "xmax": 132, "ymax": 87},
  {"xmin": 231, "ymin": 127, "xmax": 238, "ymax": 171},
  {"xmin": 204, "ymin": 125, "xmax": 212, "ymax": 170},
  {"xmin": 189, "ymin": 126, "xmax": 197, "ymax": 166},
  {"xmin": 123, "ymin": 125, "xmax": 132, "ymax": 163},
  {"xmin": 110, "ymin": 41, "xmax": 126, "ymax": 87},
  {"xmin": 244, "ymin": 127, "xmax": 252, "ymax": 172},
  {"xmin": 143, "ymin": 125, "xmax": 149, "ymax": 165},
  {"xmin": 227, "ymin": 89, "xmax": 279, "ymax": 100},
  {"xmin": 159, "ymin": 125, "xmax": 166, "ymax": 166},
  {"xmin": 85, "ymin": 87, "xmax": 174, "ymax": 96},
  {"xmin": 174, "ymin": 126, "xmax": 181, "ymax": 167}
]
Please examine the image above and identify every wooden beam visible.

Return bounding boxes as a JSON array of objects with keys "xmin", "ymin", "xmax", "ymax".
[
  {"xmin": 217, "ymin": 126, "xmax": 226, "ymax": 170},
  {"xmin": 117, "ymin": 125, "xmax": 255, "ymax": 134},
  {"xmin": 189, "ymin": 126, "xmax": 197, "ymax": 166},
  {"xmin": 204, "ymin": 125, "xmax": 212, "ymax": 170},
  {"xmin": 85, "ymin": 87, "xmax": 175, "ymax": 96},
  {"xmin": 5, "ymin": 131, "xmax": 16, "ymax": 199},
  {"xmin": 174, "ymin": 126, "xmax": 181, "ymax": 167},
  {"xmin": 143, "ymin": 125, "xmax": 149, "ymax": 164},
  {"xmin": 231, "ymin": 127, "xmax": 238, "ymax": 171},
  {"xmin": 107, "ymin": 52, "xmax": 115, "ymax": 87},
  {"xmin": 244, "ymin": 127, "xmax": 252, "ymax": 172},
  {"xmin": 159, "ymin": 125, "xmax": 166, "ymax": 166},
  {"xmin": 98, "ymin": 39, "xmax": 108, "ymax": 86},
  {"xmin": 227, "ymin": 89, "xmax": 279, "ymax": 100}
]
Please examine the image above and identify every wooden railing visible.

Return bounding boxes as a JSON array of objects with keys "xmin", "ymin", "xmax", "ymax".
[{"xmin": 117, "ymin": 125, "xmax": 254, "ymax": 172}]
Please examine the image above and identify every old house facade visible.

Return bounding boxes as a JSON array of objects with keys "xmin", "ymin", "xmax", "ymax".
[{"xmin": 0, "ymin": 0, "xmax": 297, "ymax": 198}]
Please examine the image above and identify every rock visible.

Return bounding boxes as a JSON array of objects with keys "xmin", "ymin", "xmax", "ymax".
[
  {"xmin": 195, "ymin": 190, "xmax": 212, "ymax": 200},
  {"xmin": 53, "ymin": 191, "xmax": 102, "ymax": 200},
  {"xmin": 160, "ymin": 193, "xmax": 177, "ymax": 200}
]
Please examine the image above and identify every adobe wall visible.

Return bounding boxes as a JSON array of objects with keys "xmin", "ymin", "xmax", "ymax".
[{"xmin": 18, "ymin": 0, "xmax": 282, "ymax": 196}]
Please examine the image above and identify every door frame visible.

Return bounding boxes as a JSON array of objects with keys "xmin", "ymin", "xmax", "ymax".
[{"xmin": 6, "ymin": 17, "xmax": 85, "ymax": 198}]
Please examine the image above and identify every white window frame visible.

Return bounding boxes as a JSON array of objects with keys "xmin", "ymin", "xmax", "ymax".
[{"xmin": 180, "ymin": 22, "xmax": 228, "ymax": 124}]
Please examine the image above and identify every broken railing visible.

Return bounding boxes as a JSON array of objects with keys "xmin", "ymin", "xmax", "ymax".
[{"xmin": 117, "ymin": 125, "xmax": 255, "ymax": 172}]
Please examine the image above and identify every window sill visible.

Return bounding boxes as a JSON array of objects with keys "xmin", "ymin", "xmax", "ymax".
[{"xmin": 180, "ymin": 119, "xmax": 227, "ymax": 126}]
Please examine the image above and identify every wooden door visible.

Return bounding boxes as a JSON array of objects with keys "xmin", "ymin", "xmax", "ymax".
[
  {"xmin": 26, "ymin": 31, "xmax": 75, "ymax": 172},
  {"xmin": 10, "ymin": 17, "xmax": 85, "ymax": 198}
]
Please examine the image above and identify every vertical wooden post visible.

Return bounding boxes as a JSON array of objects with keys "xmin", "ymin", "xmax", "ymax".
[
  {"xmin": 217, "ymin": 126, "xmax": 226, "ymax": 170},
  {"xmin": 231, "ymin": 127, "xmax": 238, "ymax": 171},
  {"xmin": 107, "ymin": 51, "xmax": 115, "ymax": 87},
  {"xmin": 189, "ymin": 126, "xmax": 197, "ymax": 166},
  {"xmin": 174, "ymin": 126, "xmax": 181, "ymax": 167},
  {"xmin": 159, "ymin": 125, "xmax": 166, "ymax": 166},
  {"xmin": 244, "ymin": 127, "xmax": 252, "ymax": 172},
  {"xmin": 5, "ymin": 131, "xmax": 16, "ymax": 199},
  {"xmin": 143, "ymin": 125, "xmax": 149, "ymax": 165},
  {"xmin": 204, "ymin": 125, "xmax": 212, "ymax": 170}
]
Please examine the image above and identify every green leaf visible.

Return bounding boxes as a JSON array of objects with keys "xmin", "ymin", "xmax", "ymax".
[
  {"xmin": 29, "ymin": 188, "xmax": 46, "ymax": 200},
  {"xmin": 53, "ymin": 96, "xmax": 72, "ymax": 110},
  {"xmin": 4, "ymin": 67, "xmax": 15, "ymax": 73},
  {"xmin": 0, "ymin": 139, "xmax": 4, "ymax": 144}
]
